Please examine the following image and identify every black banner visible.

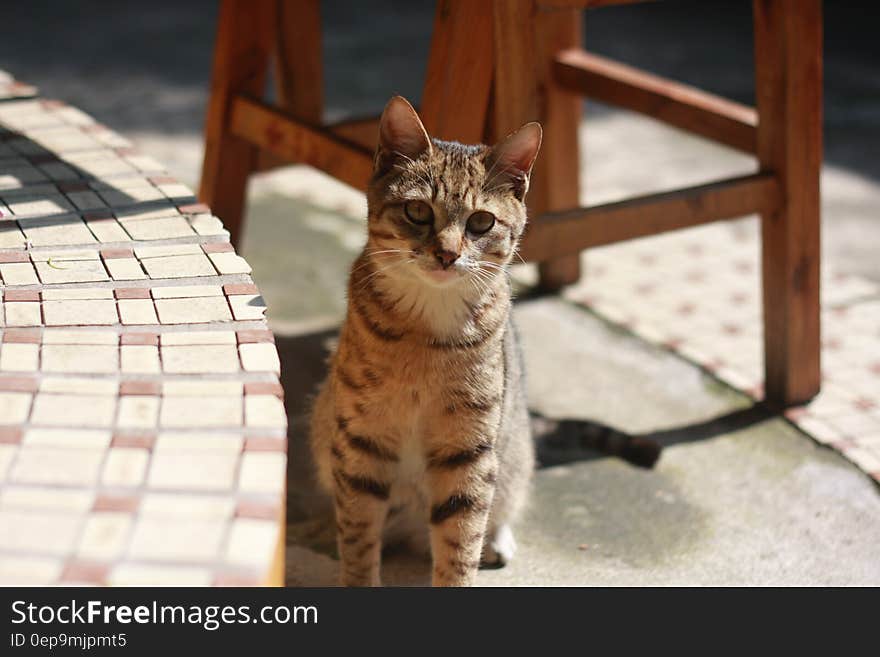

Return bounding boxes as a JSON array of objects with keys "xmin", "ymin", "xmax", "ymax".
[{"xmin": 0, "ymin": 586, "xmax": 862, "ymax": 653}]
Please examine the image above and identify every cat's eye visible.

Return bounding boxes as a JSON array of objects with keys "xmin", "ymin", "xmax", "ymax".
[
  {"xmin": 466, "ymin": 211, "xmax": 496, "ymax": 235},
  {"xmin": 404, "ymin": 200, "xmax": 434, "ymax": 225}
]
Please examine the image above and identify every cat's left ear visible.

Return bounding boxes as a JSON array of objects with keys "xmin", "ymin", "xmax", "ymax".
[{"xmin": 485, "ymin": 122, "xmax": 543, "ymax": 200}]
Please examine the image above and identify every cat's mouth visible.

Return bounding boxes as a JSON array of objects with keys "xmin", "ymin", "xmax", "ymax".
[{"xmin": 422, "ymin": 266, "xmax": 462, "ymax": 284}]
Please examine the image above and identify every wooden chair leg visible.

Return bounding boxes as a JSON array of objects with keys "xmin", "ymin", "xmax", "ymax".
[
  {"xmin": 754, "ymin": 0, "xmax": 823, "ymax": 407},
  {"xmin": 532, "ymin": 5, "xmax": 583, "ymax": 290},
  {"xmin": 199, "ymin": 0, "xmax": 275, "ymax": 247},
  {"xmin": 421, "ymin": 0, "xmax": 494, "ymax": 143},
  {"xmin": 274, "ymin": 0, "xmax": 323, "ymax": 123}
]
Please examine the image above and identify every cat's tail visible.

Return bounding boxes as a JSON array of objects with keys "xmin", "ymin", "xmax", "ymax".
[{"xmin": 530, "ymin": 412, "xmax": 661, "ymax": 469}]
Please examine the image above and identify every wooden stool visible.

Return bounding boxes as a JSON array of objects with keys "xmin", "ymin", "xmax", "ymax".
[{"xmin": 199, "ymin": 0, "xmax": 822, "ymax": 408}]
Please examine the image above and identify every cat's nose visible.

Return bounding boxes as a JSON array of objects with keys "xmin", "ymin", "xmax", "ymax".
[{"xmin": 435, "ymin": 250, "xmax": 459, "ymax": 269}]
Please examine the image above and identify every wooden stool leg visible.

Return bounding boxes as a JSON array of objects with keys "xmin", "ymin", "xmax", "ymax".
[
  {"xmin": 492, "ymin": 2, "xmax": 582, "ymax": 289},
  {"xmin": 533, "ymin": 6, "xmax": 583, "ymax": 291},
  {"xmin": 421, "ymin": 0, "xmax": 494, "ymax": 143},
  {"xmin": 754, "ymin": 0, "xmax": 823, "ymax": 407},
  {"xmin": 274, "ymin": 0, "xmax": 323, "ymax": 123},
  {"xmin": 199, "ymin": 0, "xmax": 274, "ymax": 247}
]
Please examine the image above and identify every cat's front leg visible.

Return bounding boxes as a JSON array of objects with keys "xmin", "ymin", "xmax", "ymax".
[
  {"xmin": 331, "ymin": 442, "xmax": 393, "ymax": 587},
  {"xmin": 426, "ymin": 437, "xmax": 499, "ymax": 587}
]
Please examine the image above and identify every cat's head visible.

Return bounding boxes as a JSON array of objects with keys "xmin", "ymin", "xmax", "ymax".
[{"xmin": 365, "ymin": 96, "xmax": 541, "ymax": 288}]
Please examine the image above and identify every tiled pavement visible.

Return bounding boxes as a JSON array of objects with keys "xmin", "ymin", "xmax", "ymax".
[
  {"xmin": 0, "ymin": 82, "xmax": 286, "ymax": 585},
  {"xmin": 0, "ymin": 70, "xmax": 35, "ymax": 102},
  {"xmin": 556, "ymin": 219, "xmax": 880, "ymax": 483}
]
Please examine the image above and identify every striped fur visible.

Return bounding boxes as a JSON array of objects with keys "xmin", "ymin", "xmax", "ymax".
[{"xmin": 310, "ymin": 97, "xmax": 539, "ymax": 586}]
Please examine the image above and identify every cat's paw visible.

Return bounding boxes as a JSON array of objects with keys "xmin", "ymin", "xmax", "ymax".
[{"xmin": 480, "ymin": 524, "xmax": 516, "ymax": 569}]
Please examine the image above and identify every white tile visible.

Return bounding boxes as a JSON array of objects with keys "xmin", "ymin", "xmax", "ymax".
[
  {"xmin": 118, "ymin": 298, "xmax": 159, "ymax": 325},
  {"xmin": 239, "ymin": 342, "xmax": 281, "ymax": 373},
  {"xmin": 101, "ymin": 448, "xmax": 149, "ymax": 487},
  {"xmin": 161, "ymin": 345, "xmax": 240, "ymax": 374},
  {"xmin": 245, "ymin": 395, "xmax": 287, "ymax": 429},
  {"xmin": 77, "ymin": 512, "xmax": 132, "ymax": 560},
  {"xmin": 155, "ymin": 297, "xmax": 232, "ymax": 324},
  {"xmin": 41, "ymin": 344, "xmax": 118, "ymax": 373},
  {"xmin": 0, "ymin": 342, "xmax": 39, "ymax": 371},
  {"xmin": 0, "ymin": 391, "xmax": 32, "ymax": 424},
  {"xmin": 117, "ymin": 396, "xmax": 160, "ymax": 429},
  {"xmin": 120, "ymin": 345, "xmax": 160, "ymax": 373},
  {"xmin": 30, "ymin": 393, "xmax": 116, "ymax": 427},
  {"xmin": 159, "ymin": 396, "xmax": 242, "ymax": 428}
]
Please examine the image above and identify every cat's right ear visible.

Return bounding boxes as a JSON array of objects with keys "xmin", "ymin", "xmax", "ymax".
[{"xmin": 375, "ymin": 96, "xmax": 432, "ymax": 175}]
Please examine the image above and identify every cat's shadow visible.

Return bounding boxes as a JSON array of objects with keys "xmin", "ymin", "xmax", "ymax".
[{"xmin": 274, "ymin": 327, "xmax": 772, "ymax": 585}]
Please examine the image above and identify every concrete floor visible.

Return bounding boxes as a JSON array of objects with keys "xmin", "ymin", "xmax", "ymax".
[{"xmin": 4, "ymin": 0, "xmax": 879, "ymax": 585}]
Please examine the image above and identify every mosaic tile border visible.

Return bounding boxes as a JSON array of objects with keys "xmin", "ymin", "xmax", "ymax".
[{"xmin": 0, "ymin": 87, "xmax": 287, "ymax": 585}]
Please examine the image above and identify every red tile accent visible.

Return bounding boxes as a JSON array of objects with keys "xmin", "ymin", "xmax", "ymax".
[
  {"xmin": 244, "ymin": 436, "xmax": 287, "ymax": 452},
  {"xmin": 244, "ymin": 382, "xmax": 284, "ymax": 397},
  {"xmin": 0, "ymin": 427, "xmax": 23, "ymax": 444},
  {"xmin": 111, "ymin": 434, "xmax": 156, "ymax": 449},
  {"xmin": 60, "ymin": 561, "xmax": 110, "ymax": 585},
  {"xmin": 3, "ymin": 290, "xmax": 40, "ymax": 301},
  {"xmin": 114, "ymin": 287, "xmax": 151, "ymax": 299},
  {"xmin": 870, "ymin": 363, "xmax": 880, "ymax": 376},
  {"xmin": 119, "ymin": 380, "xmax": 161, "ymax": 396},
  {"xmin": 114, "ymin": 147, "xmax": 137, "ymax": 157},
  {"xmin": 148, "ymin": 175, "xmax": 178, "ymax": 185},
  {"xmin": 57, "ymin": 181, "xmax": 90, "ymax": 192},
  {"xmin": 855, "ymin": 398, "xmax": 877, "ymax": 411},
  {"xmin": 80, "ymin": 123, "xmax": 108, "ymax": 134},
  {"xmin": 0, "ymin": 377, "xmax": 38, "ymax": 393},
  {"xmin": 3, "ymin": 290, "xmax": 40, "ymax": 302},
  {"xmin": 0, "ymin": 252, "xmax": 30, "ymax": 263},
  {"xmin": 202, "ymin": 242, "xmax": 235, "ymax": 254},
  {"xmin": 83, "ymin": 209, "xmax": 114, "ymax": 221},
  {"xmin": 223, "ymin": 283, "xmax": 259, "ymax": 296},
  {"xmin": 213, "ymin": 572, "xmax": 261, "ymax": 587},
  {"xmin": 100, "ymin": 247, "xmax": 134, "ymax": 260},
  {"xmin": 40, "ymin": 99, "xmax": 66, "ymax": 109},
  {"xmin": 120, "ymin": 332, "xmax": 159, "ymax": 346},
  {"xmin": 236, "ymin": 330, "xmax": 275, "ymax": 344},
  {"xmin": 235, "ymin": 500, "xmax": 280, "ymax": 520},
  {"xmin": 93, "ymin": 493, "xmax": 140, "ymax": 513},
  {"xmin": 177, "ymin": 202, "xmax": 211, "ymax": 214},
  {"xmin": 2, "ymin": 329, "xmax": 41, "ymax": 344}
]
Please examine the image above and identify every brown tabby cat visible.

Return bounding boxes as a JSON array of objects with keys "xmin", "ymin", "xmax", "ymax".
[{"xmin": 309, "ymin": 96, "xmax": 540, "ymax": 587}]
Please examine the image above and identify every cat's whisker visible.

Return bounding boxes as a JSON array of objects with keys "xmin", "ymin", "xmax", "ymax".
[
  {"xmin": 353, "ymin": 258, "xmax": 410, "ymax": 293},
  {"xmin": 350, "ymin": 250, "xmax": 406, "ymax": 275}
]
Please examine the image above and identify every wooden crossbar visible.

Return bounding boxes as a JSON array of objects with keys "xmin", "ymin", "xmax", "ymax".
[
  {"xmin": 520, "ymin": 173, "xmax": 780, "ymax": 261},
  {"xmin": 554, "ymin": 48, "xmax": 758, "ymax": 153},
  {"xmin": 230, "ymin": 96, "xmax": 374, "ymax": 191}
]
